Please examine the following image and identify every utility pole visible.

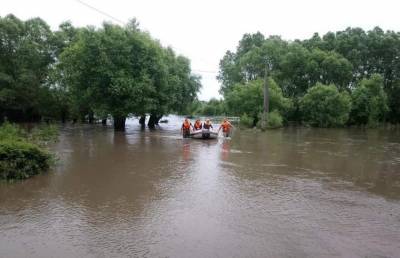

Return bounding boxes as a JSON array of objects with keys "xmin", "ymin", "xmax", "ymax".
[{"xmin": 261, "ymin": 65, "xmax": 269, "ymax": 131}]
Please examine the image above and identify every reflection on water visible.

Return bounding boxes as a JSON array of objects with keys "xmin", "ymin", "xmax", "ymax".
[{"xmin": 1, "ymin": 116, "xmax": 400, "ymax": 257}]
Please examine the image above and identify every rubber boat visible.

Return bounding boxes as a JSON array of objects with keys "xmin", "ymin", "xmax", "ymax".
[{"xmin": 190, "ymin": 129, "xmax": 218, "ymax": 139}]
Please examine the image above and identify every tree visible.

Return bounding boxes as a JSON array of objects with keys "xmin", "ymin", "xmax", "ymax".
[
  {"xmin": 350, "ymin": 74, "xmax": 388, "ymax": 126},
  {"xmin": 58, "ymin": 22, "xmax": 201, "ymax": 130},
  {"xmin": 0, "ymin": 15, "xmax": 55, "ymax": 122},
  {"xmin": 225, "ymin": 78, "xmax": 291, "ymax": 126},
  {"xmin": 300, "ymin": 83, "xmax": 351, "ymax": 127}
]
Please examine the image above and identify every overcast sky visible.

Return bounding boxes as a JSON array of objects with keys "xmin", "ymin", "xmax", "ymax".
[{"xmin": 2, "ymin": 0, "xmax": 400, "ymax": 100}]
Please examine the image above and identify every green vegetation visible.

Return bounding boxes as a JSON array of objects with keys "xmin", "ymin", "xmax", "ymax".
[
  {"xmin": 2, "ymin": 13, "xmax": 400, "ymax": 129},
  {"xmin": 0, "ymin": 15, "xmax": 200, "ymax": 130},
  {"xmin": 265, "ymin": 110, "xmax": 283, "ymax": 129},
  {"xmin": 300, "ymin": 84, "xmax": 351, "ymax": 127},
  {"xmin": 216, "ymin": 28, "xmax": 400, "ymax": 127},
  {"xmin": 350, "ymin": 74, "xmax": 389, "ymax": 127},
  {"xmin": 239, "ymin": 113, "xmax": 253, "ymax": 128},
  {"xmin": 225, "ymin": 79, "xmax": 291, "ymax": 127},
  {"xmin": 0, "ymin": 122, "xmax": 56, "ymax": 180}
]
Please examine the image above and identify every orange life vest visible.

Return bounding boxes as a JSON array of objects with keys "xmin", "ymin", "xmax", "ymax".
[
  {"xmin": 221, "ymin": 121, "xmax": 231, "ymax": 132},
  {"xmin": 194, "ymin": 121, "xmax": 202, "ymax": 130},
  {"xmin": 182, "ymin": 121, "xmax": 191, "ymax": 130}
]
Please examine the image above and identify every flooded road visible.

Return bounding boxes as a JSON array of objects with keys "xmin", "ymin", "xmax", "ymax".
[{"xmin": 1, "ymin": 116, "xmax": 400, "ymax": 257}]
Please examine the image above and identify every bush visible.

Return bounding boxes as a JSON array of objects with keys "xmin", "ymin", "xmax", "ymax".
[
  {"xmin": 0, "ymin": 122, "xmax": 56, "ymax": 180},
  {"xmin": 240, "ymin": 113, "xmax": 253, "ymax": 128},
  {"xmin": 350, "ymin": 74, "xmax": 389, "ymax": 127},
  {"xmin": 267, "ymin": 110, "xmax": 283, "ymax": 128},
  {"xmin": 0, "ymin": 122, "xmax": 26, "ymax": 140},
  {"xmin": 0, "ymin": 140, "xmax": 51, "ymax": 180},
  {"xmin": 300, "ymin": 83, "xmax": 351, "ymax": 127},
  {"xmin": 225, "ymin": 78, "xmax": 292, "ymax": 124},
  {"xmin": 29, "ymin": 124, "xmax": 59, "ymax": 145},
  {"xmin": 256, "ymin": 111, "xmax": 283, "ymax": 129}
]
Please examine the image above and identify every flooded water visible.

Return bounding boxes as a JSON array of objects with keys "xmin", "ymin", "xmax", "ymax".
[{"xmin": 1, "ymin": 116, "xmax": 400, "ymax": 258}]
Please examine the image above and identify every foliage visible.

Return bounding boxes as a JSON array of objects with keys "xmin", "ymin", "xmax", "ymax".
[
  {"xmin": 351, "ymin": 74, "xmax": 389, "ymax": 126},
  {"xmin": 58, "ymin": 23, "xmax": 200, "ymax": 129},
  {"xmin": 0, "ymin": 121, "xmax": 26, "ymax": 140},
  {"xmin": 0, "ymin": 122, "xmax": 56, "ymax": 180},
  {"xmin": 0, "ymin": 15, "xmax": 55, "ymax": 122},
  {"xmin": 200, "ymin": 98, "xmax": 225, "ymax": 116},
  {"xmin": 300, "ymin": 83, "xmax": 351, "ymax": 127},
  {"xmin": 225, "ymin": 78, "xmax": 291, "ymax": 125},
  {"xmin": 0, "ymin": 14, "xmax": 200, "ymax": 128},
  {"xmin": 266, "ymin": 110, "xmax": 283, "ymax": 129},
  {"xmin": 239, "ymin": 113, "xmax": 253, "ymax": 128},
  {"xmin": 0, "ymin": 140, "xmax": 51, "ymax": 180},
  {"xmin": 218, "ymin": 27, "xmax": 400, "ymax": 124}
]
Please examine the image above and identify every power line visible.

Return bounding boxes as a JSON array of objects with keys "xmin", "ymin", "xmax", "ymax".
[
  {"xmin": 192, "ymin": 69, "xmax": 218, "ymax": 74},
  {"xmin": 74, "ymin": 0, "xmax": 125, "ymax": 25},
  {"xmin": 73, "ymin": 0, "xmax": 218, "ymax": 75}
]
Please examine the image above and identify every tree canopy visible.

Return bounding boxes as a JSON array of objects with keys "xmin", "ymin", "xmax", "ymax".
[
  {"xmin": 217, "ymin": 27, "xmax": 400, "ymax": 126},
  {"xmin": 0, "ymin": 14, "xmax": 201, "ymax": 129}
]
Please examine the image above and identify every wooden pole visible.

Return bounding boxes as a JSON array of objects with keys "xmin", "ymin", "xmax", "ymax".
[{"xmin": 261, "ymin": 65, "xmax": 269, "ymax": 130}]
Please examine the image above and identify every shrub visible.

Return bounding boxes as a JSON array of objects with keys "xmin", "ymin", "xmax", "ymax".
[
  {"xmin": 225, "ymin": 78, "xmax": 292, "ymax": 124},
  {"xmin": 300, "ymin": 83, "xmax": 351, "ymax": 127},
  {"xmin": 29, "ymin": 124, "xmax": 59, "ymax": 145},
  {"xmin": 0, "ymin": 122, "xmax": 26, "ymax": 140},
  {"xmin": 267, "ymin": 110, "xmax": 283, "ymax": 128},
  {"xmin": 0, "ymin": 122, "xmax": 56, "ymax": 180},
  {"xmin": 350, "ymin": 74, "xmax": 389, "ymax": 127},
  {"xmin": 0, "ymin": 140, "xmax": 51, "ymax": 180},
  {"xmin": 256, "ymin": 111, "xmax": 283, "ymax": 129},
  {"xmin": 240, "ymin": 113, "xmax": 253, "ymax": 128}
]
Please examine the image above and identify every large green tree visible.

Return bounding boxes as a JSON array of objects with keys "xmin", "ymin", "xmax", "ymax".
[
  {"xmin": 0, "ymin": 15, "xmax": 55, "ymax": 122},
  {"xmin": 350, "ymin": 74, "xmax": 388, "ymax": 126},
  {"xmin": 225, "ymin": 78, "xmax": 291, "ymax": 126},
  {"xmin": 300, "ymin": 83, "xmax": 351, "ymax": 127}
]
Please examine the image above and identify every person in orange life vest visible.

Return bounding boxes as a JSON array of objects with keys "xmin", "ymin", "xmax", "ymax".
[
  {"xmin": 218, "ymin": 118, "xmax": 233, "ymax": 137},
  {"xmin": 203, "ymin": 119, "xmax": 213, "ymax": 130},
  {"xmin": 181, "ymin": 118, "xmax": 193, "ymax": 138},
  {"xmin": 193, "ymin": 119, "xmax": 202, "ymax": 131},
  {"xmin": 202, "ymin": 118, "xmax": 213, "ymax": 138}
]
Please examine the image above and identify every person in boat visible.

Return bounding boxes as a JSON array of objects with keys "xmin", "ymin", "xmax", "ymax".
[
  {"xmin": 193, "ymin": 119, "xmax": 202, "ymax": 131},
  {"xmin": 181, "ymin": 118, "xmax": 193, "ymax": 138},
  {"xmin": 202, "ymin": 119, "xmax": 213, "ymax": 138},
  {"xmin": 218, "ymin": 118, "xmax": 234, "ymax": 137}
]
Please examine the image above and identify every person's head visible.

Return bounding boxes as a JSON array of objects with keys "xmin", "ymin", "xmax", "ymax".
[
  {"xmin": 206, "ymin": 119, "xmax": 210, "ymax": 123},
  {"xmin": 223, "ymin": 118, "xmax": 227, "ymax": 122},
  {"xmin": 185, "ymin": 118, "xmax": 188, "ymax": 122},
  {"xmin": 196, "ymin": 119, "xmax": 200, "ymax": 123}
]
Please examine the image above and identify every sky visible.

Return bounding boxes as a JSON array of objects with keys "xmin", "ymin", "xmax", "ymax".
[{"xmin": 2, "ymin": 0, "xmax": 400, "ymax": 100}]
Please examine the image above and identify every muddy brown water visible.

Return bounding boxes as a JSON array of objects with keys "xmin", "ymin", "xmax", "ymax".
[{"xmin": 1, "ymin": 116, "xmax": 400, "ymax": 258}]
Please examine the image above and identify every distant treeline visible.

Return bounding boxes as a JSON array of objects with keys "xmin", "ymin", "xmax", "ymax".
[
  {"xmin": 199, "ymin": 28, "xmax": 400, "ymax": 128},
  {"xmin": 0, "ymin": 14, "xmax": 201, "ymax": 130}
]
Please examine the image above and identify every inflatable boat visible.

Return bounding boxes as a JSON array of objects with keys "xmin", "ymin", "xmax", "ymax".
[{"xmin": 190, "ymin": 129, "xmax": 218, "ymax": 139}]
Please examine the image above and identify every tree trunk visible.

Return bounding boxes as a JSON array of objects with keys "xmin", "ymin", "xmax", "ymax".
[
  {"xmin": 261, "ymin": 66, "xmax": 269, "ymax": 131},
  {"xmin": 139, "ymin": 115, "xmax": 146, "ymax": 125},
  {"xmin": 113, "ymin": 116, "xmax": 126, "ymax": 131},
  {"xmin": 155, "ymin": 115, "xmax": 163, "ymax": 125},
  {"xmin": 88, "ymin": 111, "xmax": 94, "ymax": 124},
  {"xmin": 147, "ymin": 114, "xmax": 157, "ymax": 129},
  {"xmin": 101, "ymin": 118, "xmax": 107, "ymax": 125},
  {"xmin": 61, "ymin": 113, "xmax": 66, "ymax": 123}
]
